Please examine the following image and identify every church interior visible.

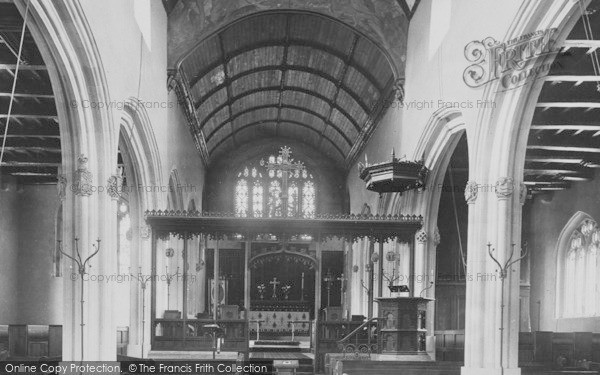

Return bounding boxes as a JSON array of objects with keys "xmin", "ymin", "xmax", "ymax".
[{"xmin": 1, "ymin": 0, "xmax": 600, "ymax": 374}]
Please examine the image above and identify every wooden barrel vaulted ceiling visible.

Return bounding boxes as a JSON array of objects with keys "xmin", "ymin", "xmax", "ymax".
[
  {"xmin": 176, "ymin": 12, "xmax": 397, "ymax": 169},
  {"xmin": 525, "ymin": 0, "xmax": 600, "ymax": 194}
]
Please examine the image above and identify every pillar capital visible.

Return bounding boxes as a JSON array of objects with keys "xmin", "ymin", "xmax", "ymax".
[
  {"xmin": 519, "ymin": 182, "xmax": 527, "ymax": 206},
  {"xmin": 73, "ymin": 155, "xmax": 93, "ymax": 197},
  {"xmin": 464, "ymin": 181, "xmax": 478, "ymax": 204},
  {"xmin": 494, "ymin": 177, "xmax": 515, "ymax": 200}
]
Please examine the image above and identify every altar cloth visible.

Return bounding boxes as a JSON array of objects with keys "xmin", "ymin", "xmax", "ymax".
[{"xmin": 248, "ymin": 311, "xmax": 310, "ymax": 332}]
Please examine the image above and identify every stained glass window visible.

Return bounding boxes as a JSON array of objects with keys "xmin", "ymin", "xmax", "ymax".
[
  {"xmin": 235, "ymin": 179, "xmax": 248, "ymax": 217},
  {"xmin": 233, "ymin": 148, "xmax": 316, "ymax": 218},
  {"xmin": 268, "ymin": 180, "xmax": 282, "ymax": 217},
  {"xmin": 561, "ymin": 219, "xmax": 600, "ymax": 317},
  {"xmin": 253, "ymin": 180, "xmax": 263, "ymax": 217},
  {"xmin": 288, "ymin": 182, "xmax": 299, "ymax": 217},
  {"xmin": 302, "ymin": 181, "xmax": 316, "ymax": 218}
]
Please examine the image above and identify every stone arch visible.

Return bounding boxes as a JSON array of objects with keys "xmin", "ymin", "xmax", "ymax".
[
  {"xmin": 116, "ymin": 99, "xmax": 163, "ymax": 357},
  {"xmin": 460, "ymin": 1, "xmax": 586, "ymax": 372},
  {"xmin": 14, "ymin": 0, "xmax": 120, "ymax": 361},
  {"xmin": 120, "ymin": 98, "xmax": 164, "ymax": 210},
  {"xmin": 378, "ymin": 108, "xmax": 467, "ymax": 355}
]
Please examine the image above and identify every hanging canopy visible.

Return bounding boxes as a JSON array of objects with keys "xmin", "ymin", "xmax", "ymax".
[{"xmin": 144, "ymin": 210, "xmax": 422, "ymax": 243}]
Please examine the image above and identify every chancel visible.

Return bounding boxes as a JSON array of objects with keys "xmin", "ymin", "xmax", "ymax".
[{"xmin": 2, "ymin": 1, "xmax": 600, "ymax": 375}]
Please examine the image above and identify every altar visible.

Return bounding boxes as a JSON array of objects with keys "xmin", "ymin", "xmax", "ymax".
[{"xmin": 247, "ymin": 311, "xmax": 311, "ymax": 334}]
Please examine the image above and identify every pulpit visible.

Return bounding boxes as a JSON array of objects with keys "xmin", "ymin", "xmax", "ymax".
[{"xmin": 375, "ymin": 297, "xmax": 433, "ymax": 357}]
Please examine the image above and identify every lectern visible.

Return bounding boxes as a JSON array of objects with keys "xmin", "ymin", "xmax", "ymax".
[{"xmin": 376, "ymin": 297, "xmax": 433, "ymax": 357}]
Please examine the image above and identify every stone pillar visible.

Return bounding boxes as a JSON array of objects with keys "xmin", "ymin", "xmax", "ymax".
[
  {"xmin": 63, "ymin": 155, "xmax": 118, "ymax": 361},
  {"xmin": 518, "ymin": 184, "xmax": 531, "ymax": 332},
  {"xmin": 415, "ymin": 228, "xmax": 436, "ymax": 356},
  {"xmin": 461, "ymin": 179, "xmax": 522, "ymax": 375}
]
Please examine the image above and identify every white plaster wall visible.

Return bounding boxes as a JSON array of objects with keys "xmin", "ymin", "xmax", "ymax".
[
  {"xmin": 0, "ymin": 180, "xmax": 19, "ymax": 323},
  {"xmin": 78, "ymin": 0, "xmax": 205, "ymax": 206}
]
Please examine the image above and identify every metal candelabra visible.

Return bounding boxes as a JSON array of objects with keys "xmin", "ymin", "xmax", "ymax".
[
  {"xmin": 130, "ymin": 267, "xmax": 153, "ymax": 358},
  {"xmin": 487, "ymin": 242, "xmax": 528, "ymax": 373},
  {"xmin": 58, "ymin": 238, "xmax": 101, "ymax": 363}
]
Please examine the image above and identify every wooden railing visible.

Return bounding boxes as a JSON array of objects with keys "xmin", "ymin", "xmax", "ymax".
[
  {"xmin": 248, "ymin": 319, "xmax": 313, "ymax": 344},
  {"xmin": 153, "ymin": 319, "xmax": 248, "ymax": 352},
  {"xmin": 316, "ymin": 320, "xmax": 366, "ymax": 371},
  {"xmin": 337, "ymin": 318, "xmax": 380, "ymax": 357}
]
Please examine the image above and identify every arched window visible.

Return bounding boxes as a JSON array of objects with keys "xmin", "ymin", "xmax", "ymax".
[
  {"xmin": 234, "ymin": 147, "xmax": 316, "ymax": 218},
  {"xmin": 560, "ymin": 218, "xmax": 600, "ymax": 317}
]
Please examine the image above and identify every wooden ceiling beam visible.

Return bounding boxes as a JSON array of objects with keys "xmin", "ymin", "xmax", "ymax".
[
  {"xmin": 0, "ymin": 64, "xmax": 46, "ymax": 71},
  {"xmin": 562, "ymin": 39, "xmax": 600, "ymax": 53},
  {"xmin": 1, "ymin": 161, "xmax": 60, "ymax": 167},
  {"xmin": 537, "ymin": 102, "xmax": 600, "ymax": 109},
  {"xmin": 1, "ymin": 135, "xmax": 60, "ymax": 140},
  {"xmin": 0, "ymin": 92, "xmax": 53, "ymax": 99},
  {"xmin": 1, "ymin": 146, "xmax": 61, "ymax": 153},
  {"xmin": 524, "ymin": 168, "xmax": 589, "ymax": 176},
  {"xmin": 545, "ymin": 75, "xmax": 600, "ymax": 83},
  {"xmin": 530, "ymin": 124, "xmax": 600, "ymax": 131},
  {"xmin": 528, "ymin": 145, "xmax": 600, "ymax": 153},
  {"xmin": 0, "ymin": 114, "xmax": 57, "ymax": 120}
]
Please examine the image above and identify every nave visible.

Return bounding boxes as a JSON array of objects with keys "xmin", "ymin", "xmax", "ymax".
[{"xmin": 1, "ymin": 1, "xmax": 600, "ymax": 375}]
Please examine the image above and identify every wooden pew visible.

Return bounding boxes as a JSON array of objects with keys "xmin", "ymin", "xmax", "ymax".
[{"xmin": 435, "ymin": 330, "xmax": 600, "ymax": 367}]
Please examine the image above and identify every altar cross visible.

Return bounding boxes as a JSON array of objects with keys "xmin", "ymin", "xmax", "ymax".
[
  {"xmin": 269, "ymin": 277, "xmax": 280, "ymax": 299},
  {"xmin": 262, "ymin": 146, "xmax": 305, "ymax": 217}
]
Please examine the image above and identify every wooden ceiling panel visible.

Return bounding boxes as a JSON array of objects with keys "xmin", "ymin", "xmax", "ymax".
[
  {"xmin": 281, "ymin": 91, "xmax": 330, "ymax": 119},
  {"xmin": 330, "ymin": 109, "xmax": 359, "ymax": 139},
  {"xmin": 353, "ymin": 38, "xmax": 395, "ymax": 89},
  {"xmin": 231, "ymin": 107, "xmax": 279, "ymax": 133},
  {"xmin": 287, "ymin": 46, "xmax": 345, "ymax": 80},
  {"xmin": 344, "ymin": 66, "xmax": 379, "ymax": 110},
  {"xmin": 285, "ymin": 70, "xmax": 337, "ymax": 99},
  {"xmin": 229, "ymin": 70, "xmax": 282, "ymax": 98},
  {"xmin": 227, "ymin": 46, "xmax": 284, "ymax": 77},
  {"xmin": 230, "ymin": 90, "xmax": 279, "ymax": 115},
  {"xmin": 191, "ymin": 65, "xmax": 224, "ymax": 99},
  {"xmin": 201, "ymin": 105, "xmax": 230, "ymax": 136},
  {"xmin": 335, "ymin": 89, "xmax": 369, "ymax": 127}
]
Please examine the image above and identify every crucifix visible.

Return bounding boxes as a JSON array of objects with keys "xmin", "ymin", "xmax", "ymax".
[
  {"xmin": 261, "ymin": 146, "xmax": 305, "ymax": 217},
  {"xmin": 269, "ymin": 277, "xmax": 280, "ymax": 299}
]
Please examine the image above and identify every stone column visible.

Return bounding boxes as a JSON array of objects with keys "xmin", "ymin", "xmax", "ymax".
[{"xmin": 461, "ymin": 179, "xmax": 522, "ymax": 375}]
